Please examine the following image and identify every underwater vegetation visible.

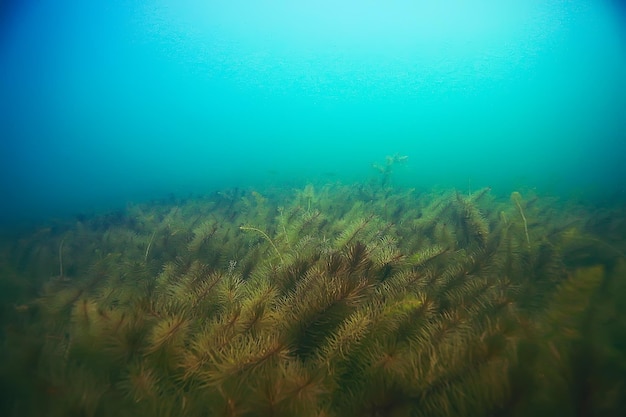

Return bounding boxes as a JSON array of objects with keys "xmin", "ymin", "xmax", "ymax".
[{"xmin": 0, "ymin": 173, "xmax": 625, "ymax": 417}]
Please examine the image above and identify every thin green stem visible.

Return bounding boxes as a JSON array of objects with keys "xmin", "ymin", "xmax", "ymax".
[{"xmin": 240, "ymin": 226, "xmax": 284, "ymax": 263}]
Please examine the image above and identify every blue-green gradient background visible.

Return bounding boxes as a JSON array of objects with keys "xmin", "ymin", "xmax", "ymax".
[{"xmin": 1, "ymin": 0, "xmax": 625, "ymax": 222}]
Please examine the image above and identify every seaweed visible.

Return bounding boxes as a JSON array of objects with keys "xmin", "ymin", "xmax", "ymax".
[{"xmin": 0, "ymin": 176, "xmax": 624, "ymax": 417}]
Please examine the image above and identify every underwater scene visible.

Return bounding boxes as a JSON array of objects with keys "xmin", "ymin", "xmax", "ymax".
[{"xmin": 1, "ymin": 1, "xmax": 626, "ymax": 416}]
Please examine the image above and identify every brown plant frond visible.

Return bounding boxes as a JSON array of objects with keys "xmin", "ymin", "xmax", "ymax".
[
  {"xmin": 155, "ymin": 259, "xmax": 183, "ymax": 288},
  {"xmin": 442, "ymin": 275, "xmax": 490, "ymax": 307},
  {"xmin": 408, "ymin": 244, "xmax": 448, "ymax": 268},
  {"xmin": 239, "ymin": 279, "xmax": 279, "ymax": 335},
  {"xmin": 380, "ymin": 269, "xmax": 428, "ymax": 298},
  {"xmin": 263, "ymin": 362, "xmax": 327, "ymax": 417},
  {"xmin": 69, "ymin": 298, "xmax": 109, "ymax": 350},
  {"xmin": 543, "ymin": 265, "xmax": 605, "ymax": 341},
  {"xmin": 317, "ymin": 307, "xmax": 374, "ymax": 365},
  {"xmin": 38, "ymin": 285, "xmax": 83, "ymax": 317},
  {"xmin": 190, "ymin": 270, "xmax": 225, "ymax": 310},
  {"xmin": 334, "ymin": 215, "xmax": 374, "ymax": 250},
  {"xmin": 216, "ymin": 273, "xmax": 246, "ymax": 315},
  {"xmin": 198, "ymin": 334, "xmax": 290, "ymax": 387},
  {"xmin": 102, "ymin": 310, "xmax": 147, "ymax": 362},
  {"xmin": 370, "ymin": 236, "xmax": 404, "ymax": 269},
  {"xmin": 344, "ymin": 241, "xmax": 372, "ymax": 274},
  {"xmin": 188, "ymin": 220, "xmax": 219, "ymax": 253},
  {"xmin": 145, "ymin": 313, "xmax": 190, "ymax": 355},
  {"xmin": 60, "ymin": 364, "xmax": 108, "ymax": 417},
  {"xmin": 454, "ymin": 191, "xmax": 490, "ymax": 247},
  {"xmin": 177, "ymin": 322, "xmax": 231, "ymax": 381},
  {"xmin": 118, "ymin": 360, "xmax": 162, "ymax": 403},
  {"xmin": 285, "ymin": 209, "xmax": 323, "ymax": 246},
  {"xmin": 366, "ymin": 340, "xmax": 413, "ymax": 384},
  {"xmin": 324, "ymin": 251, "xmax": 345, "ymax": 275}
]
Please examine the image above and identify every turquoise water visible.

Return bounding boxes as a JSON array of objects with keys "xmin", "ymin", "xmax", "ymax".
[{"xmin": 1, "ymin": 0, "xmax": 625, "ymax": 222}]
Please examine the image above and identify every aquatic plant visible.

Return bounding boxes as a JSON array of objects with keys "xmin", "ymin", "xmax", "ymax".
[
  {"xmin": 372, "ymin": 154, "xmax": 408, "ymax": 191},
  {"xmin": 511, "ymin": 191, "xmax": 530, "ymax": 248},
  {"xmin": 239, "ymin": 225, "xmax": 284, "ymax": 264},
  {"xmin": 0, "ymin": 180, "xmax": 624, "ymax": 417}
]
